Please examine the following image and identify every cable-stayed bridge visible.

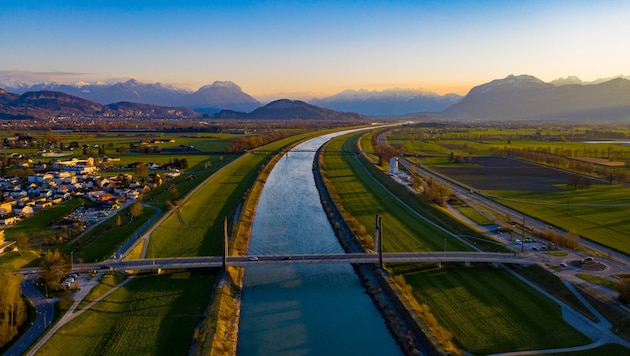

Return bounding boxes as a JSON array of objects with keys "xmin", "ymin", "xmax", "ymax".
[{"xmin": 74, "ymin": 251, "xmax": 534, "ymax": 273}]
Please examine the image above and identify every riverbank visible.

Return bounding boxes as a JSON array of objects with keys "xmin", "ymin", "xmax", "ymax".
[
  {"xmin": 191, "ymin": 139, "xmax": 315, "ymax": 355},
  {"xmin": 313, "ymin": 142, "xmax": 456, "ymax": 356}
]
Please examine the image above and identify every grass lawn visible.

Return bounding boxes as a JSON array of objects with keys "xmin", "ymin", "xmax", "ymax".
[
  {"xmin": 69, "ymin": 206, "xmax": 156, "ymax": 262},
  {"xmin": 452, "ymin": 205, "xmax": 495, "ymax": 225},
  {"xmin": 36, "ymin": 271, "xmax": 216, "ymax": 356},
  {"xmin": 405, "ymin": 267, "xmax": 589, "ymax": 354},
  {"xmin": 0, "ymin": 250, "xmax": 40, "ymax": 270},
  {"xmin": 75, "ymin": 271, "xmax": 128, "ymax": 310},
  {"xmin": 576, "ymin": 273, "xmax": 617, "ymax": 290},
  {"xmin": 3, "ymin": 198, "xmax": 86, "ymax": 240}
]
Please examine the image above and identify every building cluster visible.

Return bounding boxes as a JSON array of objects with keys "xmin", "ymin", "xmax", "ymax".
[{"xmin": 0, "ymin": 157, "xmax": 167, "ymax": 226}]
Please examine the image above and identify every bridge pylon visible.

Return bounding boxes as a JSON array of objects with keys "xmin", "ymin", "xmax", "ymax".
[
  {"xmin": 374, "ymin": 215, "xmax": 383, "ymax": 269},
  {"xmin": 223, "ymin": 216, "xmax": 228, "ymax": 269}
]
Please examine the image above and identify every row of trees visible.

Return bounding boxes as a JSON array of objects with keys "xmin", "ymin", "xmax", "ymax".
[
  {"xmin": 492, "ymin": 146, "xmax": 630, "ymax": 184},
  {"xmin": 0, "ymin": 271, "xmax": 28, "ymax": 349},
  {"xmin": 225, "ymin": 130, "xmax": 304, "ymax": 152}
]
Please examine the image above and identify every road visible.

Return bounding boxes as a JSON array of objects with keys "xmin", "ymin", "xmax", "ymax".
[{"xmin": 4, "ymin": 276, "xmax": 54, "ymax": 356}]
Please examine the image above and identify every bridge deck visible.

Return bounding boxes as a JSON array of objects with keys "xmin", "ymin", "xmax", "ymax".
[{"xmin": 75, "ymin": 252, "xmax": 534, "ymax": 272}]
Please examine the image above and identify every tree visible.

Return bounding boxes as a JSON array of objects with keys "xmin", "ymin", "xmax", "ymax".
[
  {"xmin": 40, "ymin": 250, "xmax": 70, "ymax": 291},
  {"xmin": 169, "ymin": 184, "xmax": 179, "ymax": 200},
  {"xmin": 130, "ymin": 202, "xmax": 144, "ymax": 222},
  {"xmin": 0, "ymin": 271, "xmax": 27, "ymax": 348},
  {"xmin": 14, "ymin": 232, "xmax": 29, "ymax": 255},
  {"xmin": 135, "ymin": 163, "xmax": 148, "ymax": 177},
  {"xmin": 617, "ymin": 278, "xmax": 630, "ymax": 304}
]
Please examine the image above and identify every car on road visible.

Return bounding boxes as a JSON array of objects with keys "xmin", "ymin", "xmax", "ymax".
[
  {"xmin": 249, "ymin": 256, "xmax": 259, "ymax": 261},
  {"xmin": 559, "ymin": 263, "xmax": 567, "ymax": 268},
  {"xmin": 284, "ymin": 256, "xmax": 292, "ymax": 260},
  {"xmin": 580, "ymin": 257, "xmax": 593, "ymax": 264}
]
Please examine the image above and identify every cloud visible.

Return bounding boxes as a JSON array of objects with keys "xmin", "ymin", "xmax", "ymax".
[{"xmin": 0, "ymin": 70, "xmax": 96, "ymax": 85}]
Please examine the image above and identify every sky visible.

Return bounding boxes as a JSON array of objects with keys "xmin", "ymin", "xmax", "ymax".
[{"xmin": 1, "ymin": 0, "xmax": 630, "ymax": 100}]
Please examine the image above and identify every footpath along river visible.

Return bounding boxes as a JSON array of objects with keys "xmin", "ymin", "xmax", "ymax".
[{"xmin": 237, "ymin": 132, "xmax": 401, "ymax": 355}]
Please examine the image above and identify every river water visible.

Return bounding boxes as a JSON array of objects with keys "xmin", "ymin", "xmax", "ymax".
[{"xmin": 237, "ymin": 132, "xmax": 400, "ymax": 355}]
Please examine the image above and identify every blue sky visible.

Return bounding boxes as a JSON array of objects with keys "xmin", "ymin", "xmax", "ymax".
[{"xmin": 1, "ymin": 1, "xmax": 629, "ymax": 99}]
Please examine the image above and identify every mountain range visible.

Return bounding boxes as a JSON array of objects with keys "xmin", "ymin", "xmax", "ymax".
[
  {"xmin": 1, "ymin": 79, "xmax": 261, "ymax": 113},
  {"xmin": 0, "ymin": 88, "xmax": 197, "ymax": 120},
  {"xmin": 2, "ymin": 74, "xmax": 630, "ymax": 121},
  {"xmin": 441, "ymin": 74, "xmax": 630, "ymax": 121},
  {"xmin": 311, "ymin": 89, "xmax": 462, "ymax": 116}
]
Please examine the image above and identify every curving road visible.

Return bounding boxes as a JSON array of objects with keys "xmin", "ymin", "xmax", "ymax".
[{"xmin": 4, "ymin": 276, "xmax": 54, "ymax": 356}]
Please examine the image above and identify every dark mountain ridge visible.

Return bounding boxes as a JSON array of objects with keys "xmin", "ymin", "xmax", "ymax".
[
  {"xmin": 212, "ymin": 99, "xmax": 367, "ymax": 121},
  {"xmin": 441, "ymin": 75, "xmax": 630, "ymax": 121},
  {"xmin": 0, "ymin": 88, "xmax": 198, "ymax": 120}
]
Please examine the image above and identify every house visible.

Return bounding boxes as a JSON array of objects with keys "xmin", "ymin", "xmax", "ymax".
[
  {"xmin": 14, "ymin": 205, "xmax": 34, "ymax": 216},
  {"xmin": 0, "ymin": 216, "xmax": 18, "ymax": 225},
  {"xmin": 0, "ymin": 231, "xmax": 17, "ymax": 255},
  {"xmin": 0, "ymin": 201, "xmax": 13, "ymax": 216}
]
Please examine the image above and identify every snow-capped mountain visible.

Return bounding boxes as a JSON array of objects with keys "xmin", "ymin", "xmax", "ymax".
[
  {"xmin": 0, "ymin": 79, "xmax": 261, "ymax": 112},
  {"xmin": 310, "ymin": 88, "xmax": 462, "ymax": 116}
]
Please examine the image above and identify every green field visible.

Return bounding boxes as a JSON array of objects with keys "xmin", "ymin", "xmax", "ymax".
[
  {"xmin": 322, "ymin": 131, "xmax": 591, "ymax": 354},
  {"xmin": 323, "ymin": 132, "xmax": 467, "ymax": 253},
  {"xmin": 3, "ymin": 198, "xmax": 85, "ymax": 241},
  {"xmin": 148, "ymin": 132, "xmax": 320, "ymax": 258},
  {"xmin": 35, "ymin": 271, "xmax": 215, "ymax": 356},
  {"xmin": 405, "ymin": 267, "xmax": 589, "ymax": 354},
  {"xmin": 483, "ymin": 184, "xmax": 630, "ymax": 254}
]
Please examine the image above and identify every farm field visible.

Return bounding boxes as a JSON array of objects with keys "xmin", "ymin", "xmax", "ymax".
[
  {"xmin": 322, "ymin": 132, "xmax": 591, "ymax": 353},
  {"xmin": 35, "ymin": 271, "xmax": 215, "ymax": 356},
  {"xmin": 432, "ymin": 156, "xmax": 630, "ymax": 254},
  {"xmin": 404, "ymin": 267, "xmax": 589, "ymax": 354}
]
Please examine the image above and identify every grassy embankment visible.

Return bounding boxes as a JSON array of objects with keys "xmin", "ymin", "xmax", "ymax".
[
  {"xmin": 322, "ymin": 131, "xmax": 591, "ymax": 354},
  {"xmin": 36, "ymin": 131, "xmax": 325, "ymax": 355},
  {"xmin": 35, "ymin": 270, "xmax": 214, "ymax": 356}
]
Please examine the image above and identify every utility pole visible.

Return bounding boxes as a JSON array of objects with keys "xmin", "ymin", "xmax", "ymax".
[{"xmin": 521, "ymin": 215, "xmax": 525, "ymax": 254}]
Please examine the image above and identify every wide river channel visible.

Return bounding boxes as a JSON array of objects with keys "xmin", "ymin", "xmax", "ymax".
[{"xmin": 237, "ymin": 131, "xmax": 401, "ymax": 355}]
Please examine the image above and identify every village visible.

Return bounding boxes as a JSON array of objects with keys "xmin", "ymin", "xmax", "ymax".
[{"xmin": 0, "ymin": 155, "xmax": 181, "ymax": 228}]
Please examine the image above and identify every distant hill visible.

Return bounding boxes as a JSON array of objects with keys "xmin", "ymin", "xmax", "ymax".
[
  {"xmin": 212, "ymin": 99, "xmax": 368, "ymax": 121},
  {"xmin": 1, "ymin": 79, "xmax": 261, "ymax": 113},
  {"xmin": 311, "ymin": 88, "xmax": 462, "ymax": 116},
  {"xmin": 176, "ymin": 81, "xmax": 261, "ymax": 113},
  {"xmin": 0, "ymin": 88, "xmax": 198, "ymax": 120},
  {"xmin": 441, "ymin": 74, "xmax": 630, "ymax": 121}
]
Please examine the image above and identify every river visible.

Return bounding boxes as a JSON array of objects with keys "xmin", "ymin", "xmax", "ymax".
[{"xmin": 237, "ymin": 132, "xmax": 401, "ymax": 355}]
